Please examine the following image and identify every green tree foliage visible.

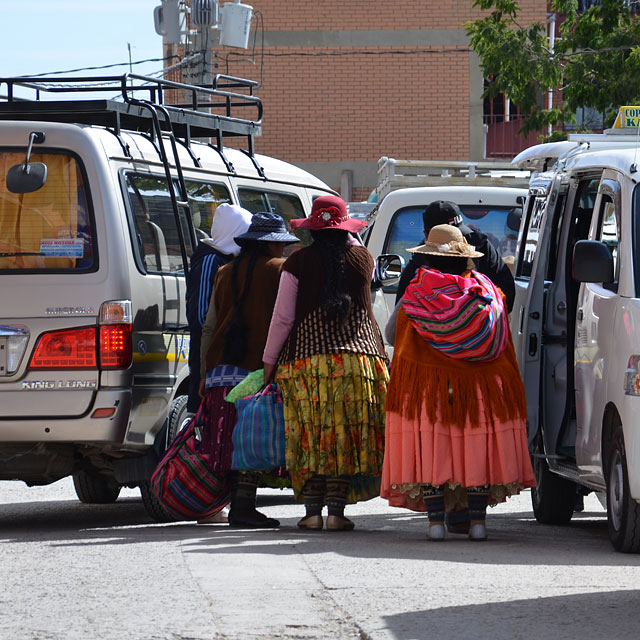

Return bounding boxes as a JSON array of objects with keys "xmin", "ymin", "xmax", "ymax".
[{"xmin": 467, "ymin": 0, "xmax": 640, "ymax": 134}]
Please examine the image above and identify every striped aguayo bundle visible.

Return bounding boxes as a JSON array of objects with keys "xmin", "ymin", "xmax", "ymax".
[
  {"xmin": 401, "ymin": 268, "xmax": 508, "ymax": 362},
  {"xmin": 150, "ymin": 397, "xmax": 230, "ymax": 520}
]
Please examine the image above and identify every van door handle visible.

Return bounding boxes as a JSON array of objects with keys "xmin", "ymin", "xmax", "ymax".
[
  {"xmin": 577, "ymin": 308, "xmax": 584, "ymax": 322},
  {"xmin": 528, "ymin": 333, "xmax": 538, "ymax": 357}
]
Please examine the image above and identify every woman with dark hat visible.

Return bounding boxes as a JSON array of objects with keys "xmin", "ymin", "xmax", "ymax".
[
  {"xmin": 262, "ymin": 195, "xmax": 389, "ymax": 531},
  {"xmin": 199, "ymin": 211, "xmax": 298, "ymax": 528},
  {"xmin": 381, "ymin": 224, "xmax": 534, "ymax": 541}
]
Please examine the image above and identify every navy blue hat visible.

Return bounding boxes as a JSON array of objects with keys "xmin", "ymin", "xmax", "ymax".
[{"xmin": 233, "ymin": 212, "xmax": 299, "ymax": 245}]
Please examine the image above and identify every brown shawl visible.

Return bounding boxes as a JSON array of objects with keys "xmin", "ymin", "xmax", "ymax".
[{"xmin": 385, "ymin": 307, "xmax": 527, "ymax": 426}]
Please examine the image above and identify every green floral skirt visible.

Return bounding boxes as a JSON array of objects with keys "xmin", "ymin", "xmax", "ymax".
[{"xmin": 276, "ymin": 352, "xmax": 389, "ymax": 503}]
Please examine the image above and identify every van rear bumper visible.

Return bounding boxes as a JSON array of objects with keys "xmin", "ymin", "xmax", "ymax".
[{"xmin": 0, "ymin": 389, "xmax": 132, "ymax": 444}]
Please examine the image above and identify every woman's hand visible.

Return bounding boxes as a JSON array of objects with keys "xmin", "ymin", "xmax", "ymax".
[
  {"xmin": 198, "ymin": 378, "xmax": 207, "ymax": 398},
  {"xmin": 263, "ymin": 362, "xmax": 276, "ymax": 383}
]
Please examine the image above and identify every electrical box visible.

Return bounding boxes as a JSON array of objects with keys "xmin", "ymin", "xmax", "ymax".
[{"xmin": 219, "ymin": 2, "xmax": 252, "ymax": 49}]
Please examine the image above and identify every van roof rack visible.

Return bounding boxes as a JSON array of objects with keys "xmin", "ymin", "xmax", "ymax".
[
  {"xmin": 0, "ymin": 73, "xmax": 262, "ymax": 152},
  {"xmin": 0, "ymin": 74, "xmax": 265, "ymax": 276}
]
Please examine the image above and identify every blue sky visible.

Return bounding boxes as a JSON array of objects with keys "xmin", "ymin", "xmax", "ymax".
[{"xmin": 0, "ymin": 1, "xmax": 164, "ymax": 79}]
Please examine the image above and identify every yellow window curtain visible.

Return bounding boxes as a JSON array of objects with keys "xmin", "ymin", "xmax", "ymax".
[{"xmin": 0, "ymin": 153, "xmax": 80, "ymax": 269}]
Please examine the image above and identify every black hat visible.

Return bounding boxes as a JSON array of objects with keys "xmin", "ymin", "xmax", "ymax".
[
  {"xmin": 233, "ymin": 212, "xmax": 299, "ymax": 246},
  {"xmin": 422, "ymin": 200, "xmax": 464, "ymax": 230}
]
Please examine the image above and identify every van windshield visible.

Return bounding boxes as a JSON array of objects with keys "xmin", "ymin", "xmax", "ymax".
[
  {"xmin": 384, "ymin": 204, "xmax": 518, "ymax": 265},
  {"xmin": 0, "ymin": 151, "xmax": 94, "ymax": 272}
]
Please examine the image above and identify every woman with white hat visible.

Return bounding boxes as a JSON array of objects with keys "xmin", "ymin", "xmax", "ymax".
[
  {"xmin": 186, "ymin": 203, "xmax": 252, "ymax": 414},
  {"xmin": 381, "ymin": 224, "xmax": 535, "ymax": 541}
]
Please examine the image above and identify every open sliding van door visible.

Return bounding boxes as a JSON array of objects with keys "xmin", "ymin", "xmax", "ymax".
[{"xmin": 512, "ymin": 175, "xmax": 566, "ymax": 445}]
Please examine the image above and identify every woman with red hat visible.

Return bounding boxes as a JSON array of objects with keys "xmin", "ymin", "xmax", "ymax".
[{"xmin": 262, "ymin": 195, "xmax": 388, "ymax": 531}]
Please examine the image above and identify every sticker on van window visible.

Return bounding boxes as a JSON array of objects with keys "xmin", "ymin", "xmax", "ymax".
[{"xmin": 40, "ymin": 239, "xmax": 83, "ymax": 258}]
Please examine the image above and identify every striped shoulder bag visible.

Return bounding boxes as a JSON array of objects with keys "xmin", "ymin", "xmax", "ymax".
[{"xmin": 401, "ymin": 267, "xmax": 508, "ymax": 362}]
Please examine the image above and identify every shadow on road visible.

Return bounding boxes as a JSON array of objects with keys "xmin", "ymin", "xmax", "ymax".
[
  {"xmin": 381, "ymin": 589, "xmax": 640, "ymax": 640},
  {"xmin": 2, "ymin": 491, "xmax": 638, "ymax": 567}
]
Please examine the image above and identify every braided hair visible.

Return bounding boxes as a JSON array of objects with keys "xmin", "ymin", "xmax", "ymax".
[
  {"xmin": 310, "ymin": 229, "xmax": 351, "ymax": 323},
  {"xmin": 222, "ymin": 240, "xmax": 271, "ymax": 364}
]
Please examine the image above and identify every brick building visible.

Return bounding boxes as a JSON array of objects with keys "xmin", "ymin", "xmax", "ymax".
[{"xmin": 166, "ymin": 1, "xmax": 548, "ymax": 200}]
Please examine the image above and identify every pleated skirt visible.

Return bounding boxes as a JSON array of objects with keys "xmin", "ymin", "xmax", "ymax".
[
  {"xmin": 380, "ymin": 388, "xmax": 535, "ymax": 512},
  {"xmin": 277, "ymin": 352, "xmax": 389, "ymax": 503}
]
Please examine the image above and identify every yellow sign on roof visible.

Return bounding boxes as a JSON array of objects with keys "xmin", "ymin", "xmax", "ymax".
[{"xmin": 612, "ymin": 106, "xmax": 640, "ymax": 129}]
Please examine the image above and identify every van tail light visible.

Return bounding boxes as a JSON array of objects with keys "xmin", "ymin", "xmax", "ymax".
[
  {"xmin": 99, "ymin": 300, "xmax": 132, "ymax": 370},
  {"xmin": 624, "ymin": 355, "xmax": 640, "ymax": 396},
  {"xmin": 99, "ymin": 324, "xmax": 132, "ymax": 369},
  {"xmin": 29, "ymin": 300, "xmax": 133, "ymax": 372},
  {"xmin": 30, "ymin": 327, "xmax": 97, "ymax": 369}
]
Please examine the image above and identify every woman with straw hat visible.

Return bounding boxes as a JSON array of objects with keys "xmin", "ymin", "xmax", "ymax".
[
  {"xmin": 381, "ymin": 224, "xmax": 535, "ymax": 541},
  {"xmin": 262, "ymin": 195, "xmax": 389, "ymax": 532}
]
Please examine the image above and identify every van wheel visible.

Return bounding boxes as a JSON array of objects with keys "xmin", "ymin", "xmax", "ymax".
[
  {"xmin": 606, "ymin": 427, "xmax": 640, "ymax": 553},
  {"xmin": 72, "ymin": 471, "xmax": 121, "ymax": 504},
  {"xmin": 140, "ymin": 481, "xmax": 178, "ymax": 522},
  {"xmin": 531, "ymin": 436, "xmax": 575, "ymax": 525},
  {"xmin": 167, "ymin": 394, "xmax": 192, "ymax": 445}
]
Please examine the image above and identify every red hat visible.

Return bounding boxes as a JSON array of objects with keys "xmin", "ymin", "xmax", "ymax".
[{"xmin": 290, "ymin": 195, "xmax": 367, "ymax": 233}]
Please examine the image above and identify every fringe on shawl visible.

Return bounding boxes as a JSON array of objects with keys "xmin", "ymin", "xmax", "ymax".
[{"xmin": 385, "ymin": 310, "xmax": 527, "ymax": 426}]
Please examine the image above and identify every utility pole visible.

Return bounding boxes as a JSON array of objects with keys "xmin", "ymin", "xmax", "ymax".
[{"xmin": 192, "ymin": 25, "xmax": 212, "ymax": 87}]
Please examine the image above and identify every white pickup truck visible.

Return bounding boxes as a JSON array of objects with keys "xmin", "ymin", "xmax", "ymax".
[{"xmin": 367, "ymin": 184, "xmax": 528, "ymax": 348}]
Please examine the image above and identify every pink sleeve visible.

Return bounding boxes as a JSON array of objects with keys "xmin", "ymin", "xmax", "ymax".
[{"xmin": 263, "ymin": 270, "xmax": 298, "ymax": 364}]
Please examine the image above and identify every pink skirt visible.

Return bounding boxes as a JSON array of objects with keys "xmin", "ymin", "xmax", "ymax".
[{"xmin": 380, "ymin": 392, "xmax": 535, "ymax": 512}]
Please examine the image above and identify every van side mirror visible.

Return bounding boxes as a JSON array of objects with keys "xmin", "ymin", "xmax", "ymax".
[
  {"xmin": 374, "ymin": 254, "xmax": 405, "ymax": 289},
  {"xmin": 6, "ymin": 131, "xmax": 48, "ymax": 194},
  {"xmin": 573, "ymin": 240, "xmax": 614, "ymax": 283}
]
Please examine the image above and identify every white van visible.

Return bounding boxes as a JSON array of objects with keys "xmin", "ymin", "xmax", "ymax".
[
  {"xmin": 510, "ymin": 109, "xmax": 640, "ymax": 552},
  {"xmin": 367, "ymin": 185, "xmax": 527, "ymax": 349},
  {"xmin": 0, "ymin": 74, "xmax": 336, "ymax": 518}
]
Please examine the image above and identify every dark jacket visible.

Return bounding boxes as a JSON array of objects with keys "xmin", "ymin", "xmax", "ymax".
[
  {"xmin": 186, "ymin": 242, "xmax": 231, "ymax": 331},
  {"xmin": 185, "ymin": 242, "xmax": 231, "ymax": 411},
  {"xmin": 395, "ymin": 225, "xmax": 515, "ymax": 312}
]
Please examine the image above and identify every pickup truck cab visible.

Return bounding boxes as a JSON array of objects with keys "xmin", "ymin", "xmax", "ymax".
[
  {"xmin": 510, "ymin": 108, "xmax": 640, "ymax": 552},
  {"xmin": 367, "ymin": 185, "xmax": 527, "ymax": 349}
]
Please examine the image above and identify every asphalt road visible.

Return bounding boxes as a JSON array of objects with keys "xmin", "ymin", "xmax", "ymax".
[{"xmin": 1, "ymin": 480, "xmax": 639, "ymax": 640}]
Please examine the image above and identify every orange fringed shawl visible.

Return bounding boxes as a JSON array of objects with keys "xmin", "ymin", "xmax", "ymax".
[{"xmin": 385, "ymin": 308, "xmax": 527, "ymax": 426}]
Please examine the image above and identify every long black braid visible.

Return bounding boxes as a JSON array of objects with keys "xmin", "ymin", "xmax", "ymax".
[
  {"xmin": 310, "ymin": 229, "xmax": 351, "ymax": 324},
  {"xmin": 222, "ymin": 240, "xmax": 271, "ymax": 364}
]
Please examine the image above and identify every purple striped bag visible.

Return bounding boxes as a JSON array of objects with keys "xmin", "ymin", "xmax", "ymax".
[
  {"xmin": 231, "ymin": 384, "xmax": 286, "ymax": 471},
  {"xmin": 150, "ymin": 400, "xmax": 231, "ymax": 520}
]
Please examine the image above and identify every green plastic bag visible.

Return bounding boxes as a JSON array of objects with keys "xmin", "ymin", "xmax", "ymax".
[{"xmin": 224, "ymin": 369, "xmax": 265, "ymax": 403}]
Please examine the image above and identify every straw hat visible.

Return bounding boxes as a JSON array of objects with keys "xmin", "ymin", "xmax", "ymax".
[{"xmin": 407, "ymin": 224, "xmax": 484, "ymax": 258}]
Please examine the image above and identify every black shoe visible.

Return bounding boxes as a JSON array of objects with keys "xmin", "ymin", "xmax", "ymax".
[
  {"xmin": 228, "ymin": 509, "xmax": 280, "ymax": 529},
  {"xmin": 445, "ymin": 510, "xmax": 470, "ymax": 534}
]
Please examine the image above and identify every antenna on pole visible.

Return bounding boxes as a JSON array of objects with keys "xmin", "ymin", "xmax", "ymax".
[{"xmin": 192, "ymin": 0, "xmax": 219, "ymax": 86}]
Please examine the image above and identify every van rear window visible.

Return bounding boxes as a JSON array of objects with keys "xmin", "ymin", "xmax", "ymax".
[{"xmin": 0, "ymin": 152, "xmax": 95, "ymax": 271}]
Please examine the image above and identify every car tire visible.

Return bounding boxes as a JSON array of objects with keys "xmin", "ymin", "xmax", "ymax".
[
  {"xmin": 531, "ymin": 435, "xmax": 576, "ymax": 525},
  {"xmin": 140, "ymin": 480, "xmax": 178, "ymax": 522},
  {"xmin": 72, "ymin": 470, "xmax": 121, "ymax": 504},
  {"xmin": 166, "ymin": 394, "xmax": 192, "ymax": 446},
  {"xmin": 606, "ymin": 426, "xmax": 640, "ymax": 553}
]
